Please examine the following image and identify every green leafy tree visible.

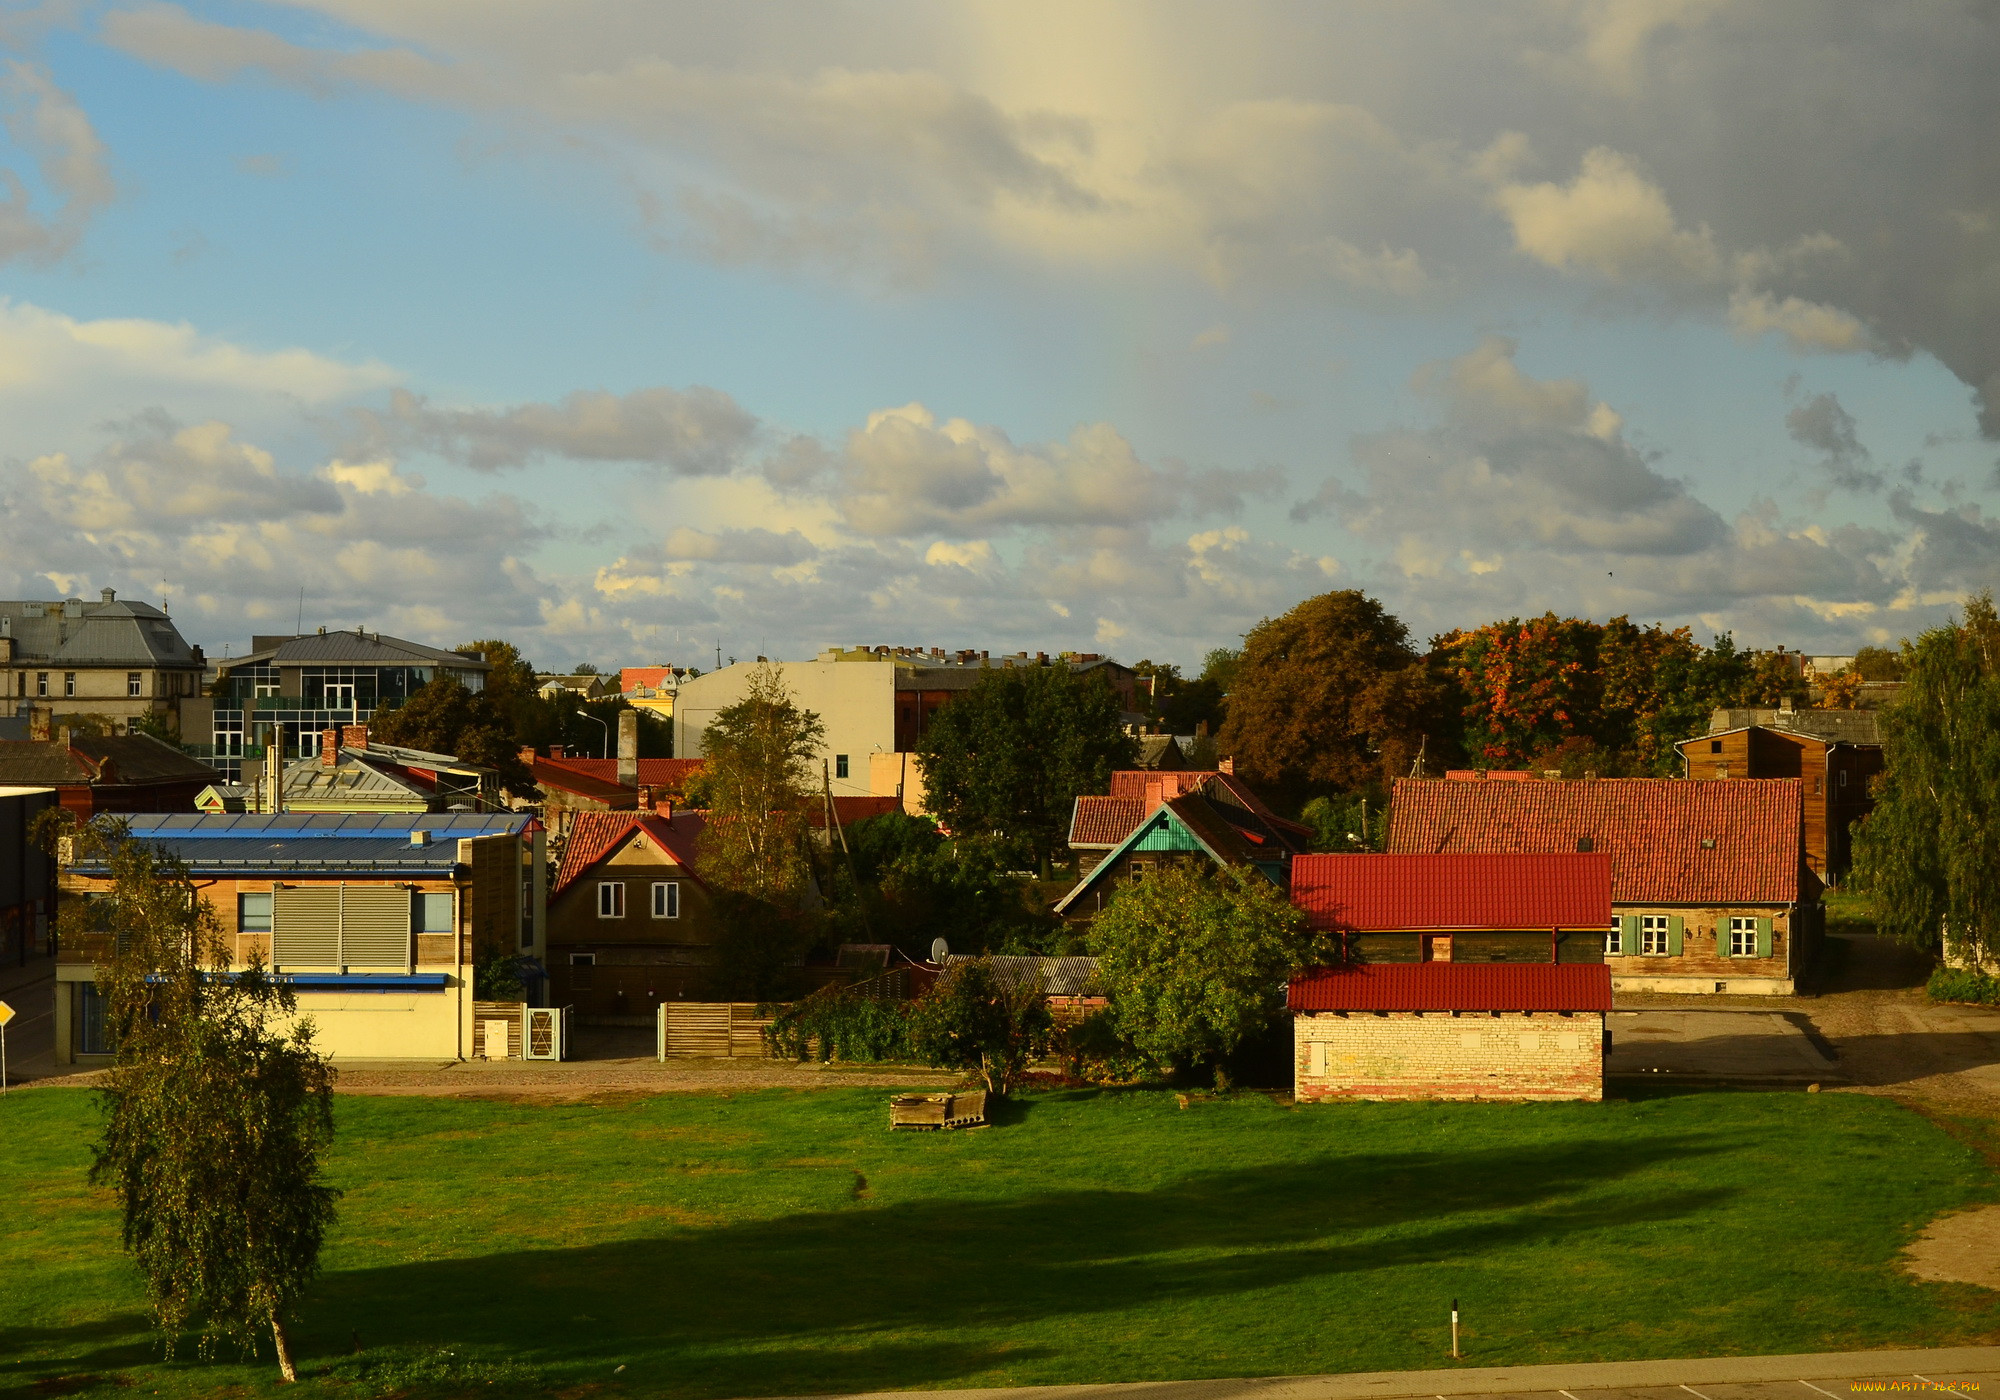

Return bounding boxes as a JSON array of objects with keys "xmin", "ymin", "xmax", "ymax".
[
  {"xmin": 905, "ymin": 956, "xmax": 1053, "ymax": 1096},
  {"xmin": 1299, "ymin": 790, "xmax": 1387, "ymax": 852},
  {"xmin": 1853, "ymin": 645, "xmax": 1906, "ymax": 682},
  {"xmin": 366, "ymin": 674, "xmax": 537, "ymax": 797},
  {"xmin": 917, "ymin": 663, "xmax": 1136, "ymax": 874},
  {"xmin": 696, "ymin": 663, "xmax": 823, "ymax": 900},
  {"xmin": 1217, "ymin": 590, "xmax": 1441, "ymax": 800},
  {"xmin": 1132, "ymin": 660, "xmax": 1227, "ymax": 735},
  {"xmin": 42, "ymin": 813, "xmax": 338, "ymax": 1382},
  {"xmin": 1089, "ymin": 861, "xmax": 1336, "ymax": 1082},
  {"xmin": 1200, "ymin": 647, "xmax": 1243, "ymax": 694},
  {"xmin": 1854, "ymin": 594, "xmax": 2000, "ymax": 959}
]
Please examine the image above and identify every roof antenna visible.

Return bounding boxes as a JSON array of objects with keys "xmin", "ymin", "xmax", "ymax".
[{"xmin": 296, "ymin": 586, "xmax": 305, "ymax": 635}]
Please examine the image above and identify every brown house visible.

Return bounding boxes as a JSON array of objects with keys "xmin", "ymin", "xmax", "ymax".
[
  {"xmin": 1675, "ymin": 707, "xmax": 1882, "ymax": 881},
  {"xmin": 1387, "ymin": 775, "xmax": 1822, "ymax": 995},
  {"xmin": 546, "ymin": 809, "xmax": 718, "ymax": 1021},
  {"xmin": 0, "ymin": 732, "xmax": 218, "ymax": 816}
]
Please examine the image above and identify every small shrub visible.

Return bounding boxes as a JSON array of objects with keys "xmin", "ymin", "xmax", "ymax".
[
  {"xmin": 330, "ymin": 1345, "xmax": 542, "ymax": 1395},
  {"xmin": 1927, "ymin": 966, "xmax": 2000, "ymax": 1005},
  {"xmin": 764, "ymin": 985, "xmax": 912, "ymax": 1063}
]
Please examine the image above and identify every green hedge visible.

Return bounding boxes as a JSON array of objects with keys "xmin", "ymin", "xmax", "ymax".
[
  {"xmin": 1927, "ymin": 966, "xmax": 2000, "ymax": 1005},
  {"xmin": 764, "ymin": 985, "xmax": 913, "ymax": 1063}
]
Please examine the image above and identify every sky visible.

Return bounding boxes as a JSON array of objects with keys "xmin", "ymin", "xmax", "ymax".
[{"xmin": 1, "ymin": 1, "xmax": 1996, "ymax": 673}]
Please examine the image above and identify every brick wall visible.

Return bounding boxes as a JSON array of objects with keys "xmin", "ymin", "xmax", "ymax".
[{"xmin": 1294, "ymin": 1009, "xmax": 1604, "ymax": 1102}]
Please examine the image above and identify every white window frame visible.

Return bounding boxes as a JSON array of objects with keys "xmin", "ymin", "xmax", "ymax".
[
  {"xmin": 63, "ymin": 672, "xmax": 76, "ymax": 697},
  {"xmin": 1729, "ymin": 916, "xmax": 1757, "ymax": 958},
  {"xmin": 1604, "ymin": 918, "xmax": 1622, "ymax": 955},
  {"xmin": 127, "ymin": 672, "xmax": 143, "ymax": 697},
  {"xmin": 597, "ymin": 881, "xmax": 625, "ymax": 919},
  {"xmin": 1640, "ymin": 915, "xmax": 1671, "ymax": 956},
  {"xmin": 651, "ymin": 881, "xmax": 680, "ymax": 919},
  {"xmin": 36, "ymin": 671, "xmax": 48, "ymax": 697}
]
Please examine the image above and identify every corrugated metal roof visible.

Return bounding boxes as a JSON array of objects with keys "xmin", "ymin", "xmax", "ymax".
[
  {"xmin": 0, "ymin": 736, "xmax": 219, "ymax": 787},
  {"xmin": 537, "ymin": 757, "xmax": 706, "ymax": 788},
  {"xmin": 219, "ymin": 630, "xmax": 489, "ymax": 670},
  {"xmin": 1287, "ymin": 962, "xmax": 1613, "ymax": 1012},
  {"xmin": 74, "ymin": 835, "xmax": 468, "ymax": 874},
  {"xmin": 1386, "ymin": 777, "xmax": 1804, "ymax": 905},
  {"xmin": 121, "ymin": 812, "xmax": 526, "ymax": 837},
  {"xmin": 944, "ymin": 954, "xmax": 1101, "ymax": 997},
  {"xmin": 1705, "ymin": 708, "xmax": 1882, "ymax": 745},
  {"xmin": 1290, "ymin": 853, "xmax": 1611, "ymax": 931}
]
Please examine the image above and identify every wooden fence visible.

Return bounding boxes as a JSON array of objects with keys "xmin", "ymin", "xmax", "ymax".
[{"xmin": 658, "ymin": 1002, "xmax": 776, "ymax": 1059}]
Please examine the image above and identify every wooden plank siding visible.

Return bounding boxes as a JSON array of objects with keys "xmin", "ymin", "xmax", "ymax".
[
  {"xmin": 1683, "ymin": 728, "xmax": 1880, "ymax": 880},
  {"xmin": 660, "ymin": 1002, "xmax": 774, "ymax": 1058}
]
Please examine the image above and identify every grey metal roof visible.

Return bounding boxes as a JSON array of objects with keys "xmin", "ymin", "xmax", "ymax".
[
  {"xmin": 218, "ymin": 630, "xmax": 491, "ymax": 672},
  {"xmin": 74, "ymin": 835, "xmax": 468, "ymax": 875},
  {"xmin": 0, "ymin": 591, "xmax": 201, "ymax": 668},
  {"xmin": 944, "ymin": 954, "xmax": 1102, "ymax": 997},
  {"xmin": 1704, "ymin": 707, "xmax": 1882, "ymax": 746},
  {"xmin": 0, "ymin": 735, "xmax": 219, "ymax": 786}
]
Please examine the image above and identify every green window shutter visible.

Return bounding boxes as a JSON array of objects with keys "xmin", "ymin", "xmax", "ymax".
[
  {"xmin": 1756, "ymin": 916, "xmax": 1774, "ymax": 959},
  {"xmin": 1667, "ymin": 915, "xmax": 1685, "ymax": 956},
  {"xmin": 1618, "ymin": 913, "xmax": 1638, "ymax": 955}
]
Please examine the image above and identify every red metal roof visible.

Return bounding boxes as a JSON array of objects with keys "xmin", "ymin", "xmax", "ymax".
[
  {"xmin": 1069, "ymin": 795, "xmax": 1146, "ymax": 846},
  {"xmin": 1291, "ymin": 853, "xmax": 1611, "ymax": 931},
  {"xmin": 807, "ymin": 796, "xmax": 902, "ymax": 828},
  {"xmin": 553, "ymin": 809, "xmax": 707, "ymax": 897},
  {"xmin": 1288, "ymin": 962, "xmax": 1613, "ymax": 1012},
  {"xmin": 1386, "ymin": 777, "xmax": 1804, "ymax": 905}
]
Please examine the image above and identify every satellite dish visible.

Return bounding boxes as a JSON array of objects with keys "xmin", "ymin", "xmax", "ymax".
[{"xmin": 930, "ymin": 937, "xmax": 950, "ymax": 965}]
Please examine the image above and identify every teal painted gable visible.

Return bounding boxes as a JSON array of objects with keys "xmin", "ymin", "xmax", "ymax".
[{"xmin": 1134, "ymin": 812, "xmax": 1205, "ymax": 852}]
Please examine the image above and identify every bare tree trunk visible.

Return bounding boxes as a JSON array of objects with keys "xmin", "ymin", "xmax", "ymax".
[{"xmin": 271, "ymin": 1310, "xmax": 298, "ymax": 1383}]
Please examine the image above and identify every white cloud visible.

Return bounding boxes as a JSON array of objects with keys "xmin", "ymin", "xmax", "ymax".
[
  {"xmin": 1728, "ymin": 289, "xmax": 1872, "ymax": 354},
  {"xmin": 1495, "ymin": 147, "xmax": 1722, "ymax": 284},
  {"xmin": 0, "ymin": 61, "xmax": 113, "ymax": 264},
  {"xmin": 355, "ymin": 384, "xmax": 759, "ymax": 474}
]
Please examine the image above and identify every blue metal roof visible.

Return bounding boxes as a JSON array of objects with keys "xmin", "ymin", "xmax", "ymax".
[{"xmin": 117, "ymin": 813, "xmax": 528, "ymax": 839}]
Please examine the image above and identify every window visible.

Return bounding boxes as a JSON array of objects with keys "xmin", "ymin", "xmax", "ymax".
[
  {"xmin": 416, "ymin": 892, "xmax": 454, "ymax": 934},
  {"xmin": 597, "ymin": 881, "xmax": 625, "ymax": 918},
  {"xmin": 1640, "ymin": 915, "xmax": 1672, "ymax": 955},
  {"xmin": 1710, "ymin": 740, "xmax": 1723, "ymax": 754},
  {"xmin": 64, "ymin": 672, "xmax": 76, "ymax": 697},
  {"xmin": 1129, "ymin": 859, "xmax": 1152, "ymax": 885},
  {"xmin": 36, "ymin": 672, "xmax": 48, "ymax": 696},
  {"xmin": 127, "ymin": 672, "xmax": 143, "ymax": 697},
  {"xmin": 78, "ymin": 982, "xmax": 112, "ymax": 1056},
  {"xmin": 1839, "ymin": 769, "xmax": 1849, "ymax": 788},
  {"xmin": 569, "ymin": 951, "xmax": 596, "ymax": 990},
  {"xmin": 835, "ymin": 754, "xmax": 849, "ymax": 779},
  {"xmin": 1728, "ymin": 917, "xmax": 1756, "ymax": 957},
  {"xmin": 1604, "ymin": 918, "xmax": 1622, "ymax": 955},
  {"xmin": 237, "ymin": 892, "xmax": 273, "ymax": 933},
  {"xmin": 651, "ymin": 881, "xmax": 680, "ymax": 919}
]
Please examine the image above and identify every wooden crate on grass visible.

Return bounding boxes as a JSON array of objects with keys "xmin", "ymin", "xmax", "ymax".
[{"xmin": 889, "ymin": 1090, "xmax": 988, "ymax": 1131}]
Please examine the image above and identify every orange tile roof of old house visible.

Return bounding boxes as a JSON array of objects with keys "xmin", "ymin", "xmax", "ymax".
[
  {"xmin": 554, "ymin": 809, "xmax": 707, "ymax": 897},
  {"xmin": 1385, "ymin": 776, "xmax": 1806, "ymax": 905}
]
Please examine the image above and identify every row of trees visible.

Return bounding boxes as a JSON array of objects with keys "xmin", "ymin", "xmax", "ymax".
[{"xmin": 1210, "ymin": 589, "xmax": 1893, "ymax": 818}]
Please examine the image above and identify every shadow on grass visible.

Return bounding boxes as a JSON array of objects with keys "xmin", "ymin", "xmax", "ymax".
[{"xmin": 283, "ymin": 1129, "xmax": 1735, "ymax": 1395}]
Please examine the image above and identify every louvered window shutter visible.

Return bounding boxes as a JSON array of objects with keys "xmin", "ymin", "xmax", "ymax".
[
  {"xmin": 272, "ymin": 887, "xmax": 340, "ymax": 970},
  {"xmin": 341, "ymin": 887, "xmax": 413, "ymax": 971},
  {"xmin": 1756, "ymin": 916, "xmax": 1774, "ymax": 959},
  {"xmin": 1667, "ymin": 915, "xmax": 1685, "ymax": 956}
]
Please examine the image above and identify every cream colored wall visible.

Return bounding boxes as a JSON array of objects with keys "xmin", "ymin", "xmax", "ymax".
[
  {"xmin": 674, "ymin": 661, "xmax": 894, "ymax": 797},
  {"xmin": 868, "ymin": 751, "xmax": 930, "ymax": 815},
  {"xmin": 281, "ymin": 983, "xmax": 467, "ymax": 1061}
]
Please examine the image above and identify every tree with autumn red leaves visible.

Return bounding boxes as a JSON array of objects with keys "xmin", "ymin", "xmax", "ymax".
[
  {"xmin": 1430, "ymin": 614, "xmax": 1757, "ymax": 775},
  {"xmin": 1216, "ymin": 590, "xmax": 1445, "ymax": 804}
]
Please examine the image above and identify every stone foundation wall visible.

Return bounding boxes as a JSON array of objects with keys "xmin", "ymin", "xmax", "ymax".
[{"xmin": 1294, "ymin": 1009, "xmax": 1605, "ymax": 1102}]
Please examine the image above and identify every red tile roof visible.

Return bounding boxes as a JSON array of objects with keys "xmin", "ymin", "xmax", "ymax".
[
  {"xmin": 530, "ymin": 760, "xmax": 634, "ymax": 804},
  {"xmin": 1108, "ymin": 770, "xmax": 1210, "ymax": 801},
  {"xmin": 1288, "ymin": 962, "xmax": 1614, "ymax": 1013},
  {"xmin": 1069, "ymin": 795, "xmax": 1146, "ymax": 846},
  {"xmin": 1386, "ymin": 777, "xmax": 1805, "ymax": 905},
  {"xmin": 538, "ymin": 756, "xmax": 706, "ymax": 789},
  {"xmin": 1291, "ymin": 853, "xmax": 1611, "ymax": 932},
  {"xmin": 807, "ymin": 796, "xmax": 902, "ymax": 827},
  {"xmin": 553, "ymin": 809, "xmax": 707, "ymax": 896}
]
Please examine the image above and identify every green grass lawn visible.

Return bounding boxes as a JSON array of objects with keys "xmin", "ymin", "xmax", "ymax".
[{"xmin": 3, "ymin": 1085, "xmax": 1997, "ymax": 1398}]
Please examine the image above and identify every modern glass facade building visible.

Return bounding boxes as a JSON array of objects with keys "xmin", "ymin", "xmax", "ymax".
[{"xmin": 184, "ymin": 629, "xmax": 490, "ymax": 782}]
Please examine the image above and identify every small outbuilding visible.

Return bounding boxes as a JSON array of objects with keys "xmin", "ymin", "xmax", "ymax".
[{"xmin": 1287, "ymin": 852, "xmax": 1615, "ymax": 1102}]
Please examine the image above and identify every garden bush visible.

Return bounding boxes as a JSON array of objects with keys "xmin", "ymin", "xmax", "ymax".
[
  {"xmin": 764, "ymin": 985, "xmax": 912, "ymax": 1063},
  {"xmin": 1927, "ymin": 965, "xmax": 2000, "ymax": 1005}
]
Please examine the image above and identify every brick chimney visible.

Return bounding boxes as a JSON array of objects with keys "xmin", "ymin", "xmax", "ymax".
[
  {"xmin": 27, "ymin": 706, "xmax": 50, "ymax": 742},
  {"xmin": 657, "ymin": 797, "xmax": 674, "ymax": 818},
  {"xmin": 549, "ymin": 743, "xmax": 566, "ymax": 759},
  {"xmin": 637, "ymin": 783, "xmax": 653, "ymax": 811},
  {"xmin": 1143, "ymin": 777, "xmax": 1165, "ymax": 814},
  {"xmin": 617, "ymin": 709, "xmax": 639, "ymax": 786},
  {"xmin": 1217, "ymin": 756, "xmax": 1234, "ymax": 775},
  {"xmin": 321, "ymin": 728, "xmax": 340, "ymax": 767},
  {"xmin": 518, "ymin": 745, "xmax": 538, "ymax": 767},
  {"xmin": 341, "ymin": 723, "xmax": 368, "ymax": 750}
]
